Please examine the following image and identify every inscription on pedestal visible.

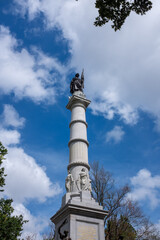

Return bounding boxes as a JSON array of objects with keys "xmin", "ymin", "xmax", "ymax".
[{"xmin": 76, "ymin": 221, "xmax": 98, "ymax": 240}]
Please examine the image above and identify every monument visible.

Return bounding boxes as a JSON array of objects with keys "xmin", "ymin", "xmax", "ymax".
[{"xmin": 51, "ymin": 71, "xmax": 107, "ymax": 240}]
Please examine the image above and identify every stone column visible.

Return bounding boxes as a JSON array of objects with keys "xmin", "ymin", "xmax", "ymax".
[
  {"xmin": 51, "ymin": 83, "xmax": 107, "ymax": 240},
  {"xmin": 66, "ymin": 91, "xmax": 91, "ymax": 193}
]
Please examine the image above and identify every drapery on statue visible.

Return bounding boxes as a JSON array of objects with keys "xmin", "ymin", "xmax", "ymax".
[{"xmin": 70, "ymin": 70, "xmax": 84, "ymax": 94}]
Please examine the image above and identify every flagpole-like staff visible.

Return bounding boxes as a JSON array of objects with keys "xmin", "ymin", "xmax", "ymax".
[{"xmin": 81, "ymin": 69, "xmax": 84, "ymax": 90}]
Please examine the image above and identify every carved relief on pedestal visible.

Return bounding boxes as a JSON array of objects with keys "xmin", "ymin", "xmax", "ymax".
[
  {"xmin": 65, "ymin": 171, "xmax": 74, "ymax": 192},
  {"xmin": 58, "ymin": 219, "xmax": 71, "ymax": 240},
  {"xmin": 76, "ymin": 168, "xmax": 91, "ymax": 192}
]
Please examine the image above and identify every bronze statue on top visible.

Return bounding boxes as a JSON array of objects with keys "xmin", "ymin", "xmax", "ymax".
[{"xmin": 70, "ymin": 70, "xmax": 84, "ymax": 94}]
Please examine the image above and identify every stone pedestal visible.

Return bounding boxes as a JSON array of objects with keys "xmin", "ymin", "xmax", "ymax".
[
  {"xmin": 51, "ymin": 90, "xmax": 107, "ymax": 240},
  {"xmin": 51, "ymin": 191, "xmax": 107, "ymax": 240}
]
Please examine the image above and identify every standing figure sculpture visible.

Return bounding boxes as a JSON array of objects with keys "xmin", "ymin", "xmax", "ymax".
[
  {"xmin": 76, "ymin": 168, "xmax": 91, "ymax": 192},
  {"xmin": 65, "ymin": 171, "xmax": 74, "ymax": 192},
  {"xmin": 70, "ymin": 70, "xmax": 84, "ymax": 94}
]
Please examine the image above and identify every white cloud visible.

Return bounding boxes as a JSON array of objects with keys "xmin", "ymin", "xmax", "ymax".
[
  {"xmin": 0, "ymin": 106, "xmax": 62, "ymax": 237},
  {"xmin": 3, "ymin": 147, "xmax": 62, "ymax": 203},
  {"xmin": 1, "ymin": 104, "xmax": 25, "ymax": 128},
  {"xmin": 129, "ymin": 169, "xmax": 160, "ymax": 208},
  {"xmin": 13, "ymin": 203, "xmax": 46, "ymax": 240},
  {"xmin": 13, "ymin": 0, "xmax": 64, "ymax": 27},
  {"xmin": 0, "ymin": 105, "xmax": 62, "ymax": 203},
  {"xmin": 0, "ymin": 105, "xmax": 23, "ymax": 147},
  {"xmin": 0, "ymin": 25, "xmax": 66, "ymax": 103},
  {"xmin": 0, "ymin": 128, "xmax": 20, "ymax": 146},
  {"xmin": 13, "ymin": 0, "xmax": 160, "ymax": 128},
  {"xmin": 106, "ymin": 126, "xmax": 125, "ymax": 144}
]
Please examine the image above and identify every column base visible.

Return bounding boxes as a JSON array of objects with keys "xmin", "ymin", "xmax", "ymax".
[{"xmin": 51, "ymin": 191, "xmax": 108, "ymax": 240}]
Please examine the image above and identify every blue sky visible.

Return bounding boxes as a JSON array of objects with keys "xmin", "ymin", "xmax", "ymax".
[{"xmin": 0, "ymin": 0, "xmax": 160, "ymax": 238}]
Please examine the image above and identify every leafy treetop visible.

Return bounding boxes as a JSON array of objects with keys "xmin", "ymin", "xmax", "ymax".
[
  {"xmin": 94, "ymin": 0, "xmax": 152, "ymax": 31},
  {"xmin": 0, "ymin": 141, "xmax": 28, "ymax": 240},
  {"xmin": 76, "ymin": 0, "xmax": 153, "ymax": 31}
]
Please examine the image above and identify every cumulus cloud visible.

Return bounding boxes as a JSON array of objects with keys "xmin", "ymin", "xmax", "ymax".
[
  {"xmin": 1, "ymin": 104, "xmax": 25, "ymax": 128},
  {"xmin": 129, "ymin": 169, "xmax": 160, "ymax": 208},
  {"xmin": 13, "ymin": 203, "xmax": 46, "ymax": 240},
  {"xmin": 0, "ymin": 105, "xmax": 23, "ymax": 146},
  {"xmin": 3, "ymin": 147, "xmax": 62, "ymax": 203},
  {"xmin": 0, "ymin": 128, "xmax": 20, "ymax": 146},
  {"xmin": 0, "ymin": 106, "xmax": 62, "ymax": 237},
  {"xmin": 13, "ymin": 0, "xmax": 64, "ymax": 27},
  {"xmin": 2, "ymin": 147, "xmax": 61, "ymax": 202},
  {"xmin": 0, "ymin": 105, "xmax": 23, "ymax": 147},
  {"xmin": 91, "ymin": 97, "xmax": 138, "ymax": 125},
  {"xmin": 0, "ymin": 25, "xmax": 66, "ymax": 103},
  {"xmin": 106, "ymin": 126, "xmax": 125, "ymax": 144},
  {"xmin": 13, "ymin": 0, "xmax": 160, "ymax": 128},
  {"xmin": 0, "ymin": 105, "xmax": 62, "ymax": 202}
]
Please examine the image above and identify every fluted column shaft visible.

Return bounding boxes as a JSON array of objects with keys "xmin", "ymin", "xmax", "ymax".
[
  {"xmin": 69, "ymin": 103, "xmax": 88, "ymax": 164},
  {"xmin": 66, "ymin": 92, "xmax": 91, "ymax": 192}
]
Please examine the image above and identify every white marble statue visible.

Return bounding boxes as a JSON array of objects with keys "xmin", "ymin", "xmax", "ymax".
[
  {"xmin": 76, "ymin": 168, "xmax": 91, "ymax": 192},
  {"xmin": 65, "ymin": 171, "xmax": 74, "ymax": 192}
]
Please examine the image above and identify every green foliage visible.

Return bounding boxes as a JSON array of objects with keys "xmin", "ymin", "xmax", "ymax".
[
  {"xmin": 0, "ymin": 141, "xmax": 7, "ymax": 191},
  {"xmin": 0, "ymin": 198, "xmax": 27, "ymax": 240},
  {"xmin": 94, "ymin": 0, "xmax": 153, "ymax": 30},
  {"xmin": 0, "ymin": 141, "xmax": 28, "ymax": 239}
]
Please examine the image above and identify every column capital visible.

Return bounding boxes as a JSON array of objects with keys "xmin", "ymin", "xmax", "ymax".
[{"xmin": 66, "ymin": 94, "xmax": 91, "ymax": 110}]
